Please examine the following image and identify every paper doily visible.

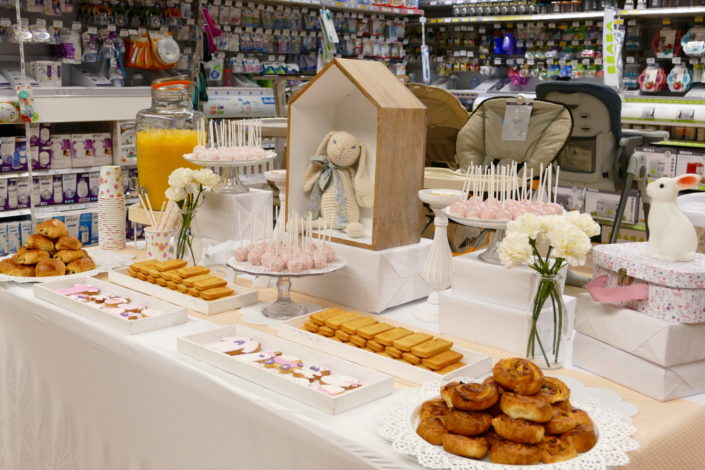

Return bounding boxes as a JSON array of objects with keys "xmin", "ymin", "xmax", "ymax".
[{"xmin": 378, "ymin": 377, "xmax": 639, "ymax": 470}]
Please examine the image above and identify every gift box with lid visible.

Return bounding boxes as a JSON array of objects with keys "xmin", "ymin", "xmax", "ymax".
[{"xmin": 590, "ymin": 242, "xmax": 705, "ymax": 324}]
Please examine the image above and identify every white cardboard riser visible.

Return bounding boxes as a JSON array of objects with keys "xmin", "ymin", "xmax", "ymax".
[
  {"xmin": 439, "ymin": 290, "xmax": 576, "ymax": 357},
  {"xmin": 191, "ymin": 189, "xmax": 273, "ymax": 243},
  {"xmin": 573, "ymin": 333, "xmax": 705, "ymax": 402},
  {"xmin": 576, "ymin": 293, "xmax": 705, "ymax": 367},
  {"xmin": 291, "ymin": 239, "xmax": 432, "ymax": 313},
  {"xmin": 450, "ymin": 250, "xmax": 566, "ymax": 311}
]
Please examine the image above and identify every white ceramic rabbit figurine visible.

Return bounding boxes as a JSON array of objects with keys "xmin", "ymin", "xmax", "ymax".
[
  {"xmin": 304, "ymin": 131, "xmax": 373, "ymax": 238},
  {"xmin": 646, "ymin": 173, "xmax": 701, "ymax": 262}
]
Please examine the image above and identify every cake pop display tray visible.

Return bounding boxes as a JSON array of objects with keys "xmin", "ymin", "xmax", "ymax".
[
  {"xmin": 34, "ymin": 277, "xmax": 188, "ymax": 335},
  {"xmin": 178, "ymin": 324, "xmax": 394, "ymax": 415},
  {"xmin": 108, "ymin": 269, "xmax": 258, "ymax": 315},
  {"xmin": 277, "ymin": 316, "xmax": 493, "ymax": 385}
]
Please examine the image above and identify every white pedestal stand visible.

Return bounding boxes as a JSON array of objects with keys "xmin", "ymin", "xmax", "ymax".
[{"xmin": 415, "ymin": 189, "xmax": 466, "ymax": 323}]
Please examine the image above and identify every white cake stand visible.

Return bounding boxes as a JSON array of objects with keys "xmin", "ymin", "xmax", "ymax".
[
  {"xmin": 226, "ymin": 257, "xmax": 346, "ymax": 319},
  {"xmin": 416, "ymin": 189, "xmax": 466, "ymax": 323},
  {"xmin": 184, "ymin": 151, "xmax": 276, "ymax": 194},
  {"xmin": 444, "ymin": 208, "xmax": 509, "ymax": 265}
]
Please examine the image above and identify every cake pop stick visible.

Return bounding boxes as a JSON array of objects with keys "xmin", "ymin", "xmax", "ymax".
[
  {"xmin": 554, "ymin": 166, "xmax": 560, "ymax": 204},
  {"xmin": 529, "ymin": 168, "xmax": 534, "ymax": 200},
  {"xmin": 522, "ymin": 164, "xmax": 527, "ymax": 200},
  {"xmin": 547, "ymin": 165, "xmax": 552, "ymax": 205}
]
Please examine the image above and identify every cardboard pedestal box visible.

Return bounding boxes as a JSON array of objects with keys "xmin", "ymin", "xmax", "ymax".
[
  {"xmin": 584, "ymin": 189, "xmax": 638, "ymax": 224},
  {"xmin": 637, "ymin": 146, "xmax": 677, "ymax": 179},
  {"xmin": 573, "ymin": 332, "xmax": 705, "ymax": 401},
  {"xmin": 676, "ymin": 149, "xmax": 705, "ymax": 187},
  {"xmin": 600, "ymin": 225, "xmax": 647, "ymax": 244},
  {"xmin": 191, "ymin": 189, "xmax": 273, "ymax": 243},
  {"xmin": 555, "ymin": 186, "xmax": 587, "ymax": 213},
  {"xmin": 287, "ymin": 58, "xmax": 426, "ymax": 251},
  {"xmin": 439, "ymin": 290, "xmax": 576, "ymax": 357},
  {"xmin": 292, "ymin": 238, "xmax": 432, "ymax": 313},
  {"xmin": 450, "ymin": 249, "xmax": 566, "ymax": 311},
  {"xmin": 575, "ymin": 293, "xmax": 705, "ymax": 367}
]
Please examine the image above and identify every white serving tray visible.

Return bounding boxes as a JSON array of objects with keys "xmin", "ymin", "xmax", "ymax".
[
  {"xmin": 178, "ymin": 324, "xmax": 395, "ymax": 415},
  {"xmin": 108, "ymin": 269, "xmax": 258, "ymax": 315},
  {"xmin": 277, "ymin": 316, "xmax": 493, "ymax": 384},
  {"xmin": 34, "ymin": 277, "xmax": 188, "ymax": 335}
]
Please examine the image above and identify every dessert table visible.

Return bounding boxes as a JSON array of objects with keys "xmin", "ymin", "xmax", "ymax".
[{"xmin": 1, "ymin": 257, "xmax": 705, "ymax": 470}]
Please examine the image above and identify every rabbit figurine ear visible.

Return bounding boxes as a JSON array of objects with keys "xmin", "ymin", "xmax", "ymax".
[
  {"xmin": 354, "ymin": 144, "xmax": 374, "ymax": 208},
  {"xmin": 315, "ymin": 131, "xmax": 335, "ymax": 157},
  {"xmin": 676, "ymin": 173, "xmax": 701, "ymax": 189}
]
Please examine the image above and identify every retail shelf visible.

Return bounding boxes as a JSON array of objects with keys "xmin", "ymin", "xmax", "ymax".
[
  {"xmin": 597, "ymin": 219, "xmax": 647, "ymax": 231},
  {"xmin": 33, "ymin": 197, "xmax": 139, "ymax": 216},
  {"xmin": 620, "ymin": 6, "xmax": 705, "ymax": 18},
  {"xmin": 656, "ymin": 140, "xmax": 705, "ymax": 148},
  {"xmin": 0, "ymin": 208, "xmax": 31, "ymax": 218},
  {"xmin": 0, "ymin": 165, "xmax": 137, "ymax": 180},
  {"xmin": 256, "ymin": 0, "xmax": 423, "ymax": 15},
  {"xmin": 426, "ymin": 11, "xmax": 604, "ymax": 25}
]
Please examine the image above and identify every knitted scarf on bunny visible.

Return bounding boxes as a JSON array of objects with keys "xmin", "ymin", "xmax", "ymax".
[{"xmin": 307, "ymin": 155, "xmax": 349, "ymax": 227}]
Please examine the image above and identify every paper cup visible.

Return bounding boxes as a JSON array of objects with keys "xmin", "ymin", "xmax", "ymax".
[
  {"xmin": 99, "ymin": 196, "xmax": 126, "ymax": 250},
  {"xmin": 144, "ymin": 227, "xmax": 172, "ymax": 261},
  {"xmin": 99, "ymin": 165, "xmax": 124, "ymax": 198}
]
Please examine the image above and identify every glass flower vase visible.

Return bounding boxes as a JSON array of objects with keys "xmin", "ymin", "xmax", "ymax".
[{"xmin": 526, "ymin": 274, "xmax": 568, "ymax": 369}]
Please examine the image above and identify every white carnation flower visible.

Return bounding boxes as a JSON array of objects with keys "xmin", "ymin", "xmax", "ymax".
[
  {"xmin": 165, "ymin": 185, "xmax": 187, "ymax": 202},
  {"xmin": 192, "ymin": 168, "xmax": 221, "ymax": 190},
  {"xmin": 564, "ymin": 211, "xmax": 601, "ymax": 238},
  {"xmin": 546, "ymin": 223, "xmax": 592, "ymax": 266},
  {"xmin": 507, "ymin": 213, "xmax": 543, "ymax": 240},
  {"xmin": 168, "ymin": 168, "xmax": 194, "ymax": 189},
  {"xmin": 499, "ymin": 232, "xmax": 533, "ymax": 268}
]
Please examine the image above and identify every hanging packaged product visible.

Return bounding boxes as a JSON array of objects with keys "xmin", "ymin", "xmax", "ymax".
[
  {"xmin": 60, "ymin": 24, "xmax": 82, "ymax": 64},
  {"xmin": 638, "ymin": 63, "xmax": 667, "ymax": 93},
  {"xmin": 149, "ymin": 31, "xmax": 180, "ymax": 69},
  {"xmin": 82, "ymin": 28, "xmax": 99, "ymax": 62},
  {"xmin": 667, "ymin": 64, "xmax": 692, "ymax": 93},
  {"xmin": 652, "ymin": 28, "xmax": 683, "ymax": 59},
  {"xmin": 681, "ymin": 26, "xmax": 705, "ymax": 57},
  {"xmin": 126, "ymin": 33, "xmax": 152, "ymax": 69}
]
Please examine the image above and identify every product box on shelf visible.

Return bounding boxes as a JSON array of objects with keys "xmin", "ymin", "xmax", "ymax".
[
  {"xmin": 62, "ymin": 174, "xmax": 78, "ymax": 204},
  {"xmin": 6, "ymin": 222, "xmax": 20, "ymax": 253},
  {"xmin": 27, "ymin": 123, "xmax": 52, "ymax": 170},
  {"xmin": 50, "ymin": 134, "xmax": 73, "ymax": 169},
  {"xmin": 575, "ymin": 293, "xmax": 705, "ymax": 368},
  {"xmin": 282, "ymin": 238, "xmax": 432, "ymax": 313},
  {"xmin": 0, "ymin": 100, "xmax": 20, "ymax": 124},
  {"xmin": 113, "ymin": 121, "xmax": 137, "ymax": 166},
  {"xmin": 573, "ymin": 332, "xmax": 705, "ymax": 401},
  {"xmin": 449, "ymin": 249, "xmax": 566, "ymax": 311},
  {"xmin": 88, "ymin": 172, "xmax": 100, "ymax": 201},
  {"xmin": 0, "ymin": 179, "xmax": 6, "ymax": 209},
  {"xmin": 6, "ymin": 179, "xmax": 18, "ymax": 211},
  {"xmin": 72, "ymin": 69, "xmax": 113, "ymax": 87},
  {"xmin": 64, "ymin": 214, "xmax": 79, "ymax": 238},
  {"xmin": 555, "ymin": 186, "xmax": 586, "ymax": 212},
  {"xmin": 287, "ymin": 58, "xmax": 426, "ymax": 251},
  {"xmin": 11, "ymin": 138, "xmax": 28, "ymax": 172},
  {"xmin": 78, "ymin": 212, "xmax": 92, "ymax": 246},
  {"xmin": 76, "ymin": 173, "xmax": 91, "ymax": 203},
  {"xmin": 592, "ymin": 242, "xmax": 705, "ymax": 323},
  {"xmin": 92, "ymin": 133, "xmax": 113, "ymax": 166},
  {"xmin": 600, "ymin": 225, "xmax": 647, "ymax": 244},
  {"xmin": 0, "ymin": 224, "xmax": 7, "ymax": 256},
  {"xmin": 439, "ymin": 291, "xmax": 577, "ymax": 357},
  {"xmin": 178, "ymin": 324, "xmax": 395, "ymax": 415},
  {"xmin": 676, "ymin": 149, "xmax": 705, "ymax": 187},
  {"xmin": 52, "ymin": 175, "xmax": 64, "ymax": 205},
  {"xmin": 90, "ymin": 212, "xmax": 98, "ymax": 245},
  {"xmin": 71, "ymin": 134, "xmax": 96, "ymax": 168},
  {"xmin": 0, "ymin": 136, "xmax": 14, "ymax": 172},
  {"xmin": 32, "ymin": 175, "xmax": 54, "ymax": 206},
  {"xmin": 16, "ymin": 177, "xmax": 30, "ymax": 209},
  {"xmin": 637, "ymin": 146, "xmax": 677, "ymax": 179},
  {"xmin": 34, "ymin": 277, "xmax": 189, "ymax": 335},
  {"xmin": 19, "ymin": 220, "xmax": 31, "ymax": 245},
  {"xmin": 584, "ymin": 189, "xmax": 638, "ymax": 224},
  {"xmin": 29, "ymin": 61, "xmax": 62, "ymax": 87}
]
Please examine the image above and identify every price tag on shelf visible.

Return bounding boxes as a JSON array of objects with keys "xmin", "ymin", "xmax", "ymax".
[
  {"xmin": 526, "ymin": 41, "xmax": 533, "ymax": 48},
  {"xmin": 572, "ymin": 40, "xmax": 579, "ymax": 46},
  {"xmin": 516, "ymin": 58, "xmax": 524, "ymax": 64},
  {"xmin": 547, "ymin": 59, "xmax": 554, "ymax": 65},
  {"xmin": 268, "ymin": 55, "xmax": 275, "ymax": 61},
  {"xmin": 673, "ymin": 57, "xmax": 682, "ymax": 64},
  {"xmin": 494, "ymin": 57, "xmax": 502, "ymax": 65},
  {"xmin": 582, "ymin": 59, "xmax": 590, "ymax": 66},
  {"xmin": 454, "ymin": 51, "xmax": 460, "ymax": 57},
  {"xmin": 586, "ymin": 21, "xmax": 593, "ymax": 26},
  {"xmin": 691, "ymin": 58, "xmax": 700, "ymax": 65},
  {"xmin": 479, "ymin": 28, "xmax": 486, "ymax": 33},
  {"xmin": 572, "ymin": 21, "xmax": 579, "ymax": 27},
  {"xmin": 160, "ymin": 26, "xmax": 168, "ymax": 33},
  {"xmin": 0, "ymin": 18, "xmax": 11, "ymax": 27},
  {"xmin": 517, "ymin": 41, "xmax": 524, "ymax": 48},
  {"xmin": 662, "ymin": 18, "xmax": 671, "ymax": 25},
  {"xmin": 548, "ymin": 23, "xmax": 555, "ymax": 28},
  {"xmin": 527, "ymin": 59, "xmax": 534, "ymax": 65},
  {"xmin": 187, "ymin": 18, "xmax": 194, "ymax": 25},
  {"xmin": 696, "ymin": 16, "xmax": 704, "ymax": 23},
  {"xmin": 547, "ymin": 40, "xmax": 555, "ymax": 46},
  {"xmin": 646, "ymin": 57, "xmax": 655, "ymax": 64},
  {"xmin": 494, "ymin": 23, "xmax": 501, "ymax": 29},
  {"xmin": 119, "ymin": 30, "xmax": 129, "ymax": 37},
  {"xmin": 72, "ymin": 22, "xmax": 81, "ymax": 30},
  {"xmin": 595, "ymin": 58, "xmax": 602, "ymax": 65},
  {"xmin": 468, "ymin": 51, "xmax": 474, "ymax": 57},
  {"xmin": 35, "ymin": 19, "xmax": 46, "ymax": 27},
  {"xmin": 571, "ymin": 60, "xmax": 578, "ymax": 66},
  {"xmin": 87, "ymin": 26, "xmax": 97, "ymax": 34},
  {"xmin": 506, "ymin": 58, "xmax": 514, "ymax": 65},
  {"xmin": 459, "ymin": 50, "xmax": 466, "ymax": 56},
  {"xmin": 52, "ymin": 20, "xmax": 62, "ymax": 28},
  {"xmin": 107, "ymin": 24, "xmax": 116, "ymax": 32}
]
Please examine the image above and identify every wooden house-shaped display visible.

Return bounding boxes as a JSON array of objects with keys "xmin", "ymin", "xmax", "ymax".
[{"xmin": 286, "ymin": 59, "xmax": 426, "ymax": 251}]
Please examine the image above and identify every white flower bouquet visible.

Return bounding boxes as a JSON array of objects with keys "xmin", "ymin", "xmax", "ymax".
[
  {"xmin": 165, "ymin": 168, "xmax": 222, "ymax": 263},
  {"xmin": 498, "ymin": 211, "xmax": 600, "ymax": 367}
]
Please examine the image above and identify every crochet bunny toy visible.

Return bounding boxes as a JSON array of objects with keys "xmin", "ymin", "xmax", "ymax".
[
  {"xmin": 304, "ymin": 131, "xmax": 373, "ymax": 238},
  {"xmin": 646, "ymin": 173, "xmax": 701, "ymax": 262}
]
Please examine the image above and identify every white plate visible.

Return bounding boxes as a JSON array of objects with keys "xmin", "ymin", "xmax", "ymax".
[
  {"xmin": 184, "ymin": 150, "xmax": 276, "ymax": 168},
  {"xmin": 227, "ymin": 256, "xmax": 347, "ymax": 277},
  {"xmin": 443, "ymin": 207, "xmax": 510, "ymax": 230},
  {"xmin": 0, "ymin": 247, "xmax": 134, "ymax": 284},
  {"xmin": 378, "ymin": 377, "xmax": 639, "ymax": 470}
]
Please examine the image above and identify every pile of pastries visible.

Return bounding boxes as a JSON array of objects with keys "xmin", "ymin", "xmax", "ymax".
[
  {"xmin": 417, "ymin": 358, "xmax": 597, "ymax": 465},
  {"xmin": 0, "ymin": 219, "xmax": 96, "ymax": 278},
  {"xmin": 302, "ymin": 308, "xmax": 466, "ymax": 374},
  {"xmin": 128, "ymin": 259, "xmax": 234, "ymax": 301}
]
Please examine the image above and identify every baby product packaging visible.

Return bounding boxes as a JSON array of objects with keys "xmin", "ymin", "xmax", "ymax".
[
  {"xmin": 76, "ymin": 172, "xmax": 91, "ymax": 203},
  {"xmin": 16, "ymin": 177, "xmax": 30, "ymax": 209},
  {"xmin": 88, "ymin": 171, "xmax": 100, "ymax": 201},
  {"xmin": 52, "ymin": 175, "xmax": 64, "ymax": 205},
  {"xmin": 78, "ymin": 212, "xmax": 92, "ymax": 245},
  {"xmin": 0, "ymin": 137, "xmax": 15, "ymax": 172},
  {"xmin": 35, "ymin": 175, "xmax": 54, "ymax": 206},
  {"xmin": 50, "ymin": 134, "xmax": 73, "ymax": 169},
  {"xmin": 6, "ymin": 222, "xmax": 20, "ymax": 253},
  {"xmin": 6, "ymin": 179, "xmax": 17, "ymax": 210},
  {"xmin": 12, "ymin": 138, "xmax": 28, "ymax": 171},
  {"xmin": 0, "ymin": 224, "xmax": 7, "ymax": 256},
  {"xmin": 71, "ymin": 134, "xmax": 96, "ymax": 167},
  {"xmin": 93, "ymin": 133, "xmax": 113, "ymax": 165},
  {"xmin": 0, "ymin": 179, "xmax": 7, "ymax": 209},
  {"xmin": 62, "ymin": 173, "xmax": 77, "ymax": 204},
  {"xmin": 114, "ymin": 121, "xmax": 137, "ymax": 165},
  {"xmin": 64, "ymin": 213, "xmax": 79, "ymax": 238},
  {"xmin": 19, "ymin": 220, "xmax": 31, "ymax": 245},
  {"xmin": 90, "ymin": 211, "xmax": 98, "ymax": 245}
]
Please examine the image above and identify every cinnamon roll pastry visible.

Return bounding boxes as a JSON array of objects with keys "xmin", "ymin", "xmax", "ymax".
[
  {"xmin": 483, "ymin": 376, "xmax": 505, "ymax": 394},
  {"xmin": 553, "ymin": 399, "xmax": 573, "ymax": 412},
  {"xmin": 450, "ymin": 381, "xmax": 499, "ymax": 411},
  {"xmin": 442, "ymin": 434, "xmax": 488, "ymax": 459},
  {"xmin": 442, "ymin": 409, "xmax": 492, "ymax": 436},
  {"xmin": 539, "ymin": 435, "xmax": 578, "ymax": 463},
  {"xmin": 440, "ymin": 381, "xmax": 461, "ymax": 408},
  {"xmin": 489, "ymin": 440, "xmax": 541, "ymax": 465},
  {"xmin": 538, "ymin": 377, "xmax": 571, "ymax": 404},
  {"xmin": 419, "ymin": 399, "xmax": 450, "ymax": 420},
  {"xmin": 500, "ymin": 392, "xmax": 553, "ymax": 423},
  {"xmin": 14, "ymin": 247, "xmax": 49, "ymax": 265},
  {"xmin": 562, "ymin": 424, "xmax": 597, "ymax": 453},
  {"xmin": 483, "ymin": 429, "xmax": 502, "ymax": 446},
  {"xmin": 491, "ymin": 414, "xmax": 545, "ymax": 444},
  {"xmin": 545, "ymin": 407, "xmax": 577, "ymax": 435},
  {"xmin": 571, "ymin": 409, "xmax": 594, "ymax": 428},
  {"xmin": 416, "ymin": 417, "xmax": 448, "ymax": 445},
  {"xmin": 492, "ymin": 358, "xmax": 544, "ymax": 395}
]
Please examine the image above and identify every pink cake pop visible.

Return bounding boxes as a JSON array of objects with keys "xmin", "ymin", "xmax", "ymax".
[
  {"xmin": 268, "ymin": 257, "xmax": 286, "ymax": 272},
  {"xmin": 312, "ymin": 252, "xmax": 328, "ymax": 269},
  {"xmin": 234, "ymin": 246, "xmax": 249, "ymax": 262}
]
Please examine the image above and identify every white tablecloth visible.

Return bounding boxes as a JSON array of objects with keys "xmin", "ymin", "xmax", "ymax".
[{"xmin": 0, "ymin": 284, "xmax": 419, "ymax": 470}]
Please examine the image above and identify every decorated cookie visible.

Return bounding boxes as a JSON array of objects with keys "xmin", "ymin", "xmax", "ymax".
[
  {"xmin": 236, "ymin": 351, "xmax": 280, "ymax": 363},
  {"xmin": 262, "ymin": 355, "xmax": 303, "ymax": 374},
  {"xmin": 104, "ymin": 297, "xmax": 129, "ymax": 307},
  {"xmin": 293, "ymin": 363, "xmax": 332, "ymax": 382},
  {"xmin": 119, "ymin": 303, "xmax": 146, "ymax": 313},
  {"xmin": 89, "ymin": 294, "xmax": 110, "ymax": 304},
  {"xmin": 57, "ymin": 284, "xmax": 100, "ymax": 296},
  {"xmin": 207, "ymin": 337, "xmax": 261, "ymax": 356},
  {"xmin": 320, "ymin": 374, "xmax": 362, "ymax": 390}
]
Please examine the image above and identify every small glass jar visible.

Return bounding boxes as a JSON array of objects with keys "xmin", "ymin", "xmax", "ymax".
[{"xmin": 135, "ymin": 78, "xmax": 204, "ymax": 208}]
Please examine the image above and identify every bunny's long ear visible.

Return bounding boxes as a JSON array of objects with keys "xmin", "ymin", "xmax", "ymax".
[
  {"xmin": 354, "ymin": 144, "xmax": 374, "ymax": 208},
  {"xmin": 676, "ymin": 173, "xmax": 701, "ymax": 189},
  {"xmin": 315, "ymin": 131, "xmax": 335, "ymax": 157}
]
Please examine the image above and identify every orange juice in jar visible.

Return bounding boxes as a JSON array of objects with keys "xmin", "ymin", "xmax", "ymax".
[{"xmin": 135, "ymin": 79, "xmax": 204, "ymax": 208}]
